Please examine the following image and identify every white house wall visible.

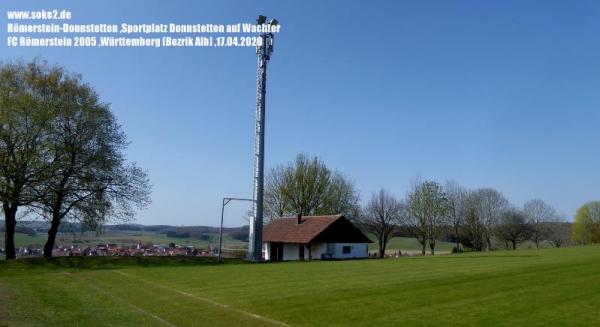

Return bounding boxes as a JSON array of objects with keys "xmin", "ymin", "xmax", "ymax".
[
  {"xmin": 263, "ymin": 242, "xmax": 270, "ymax": 261},
  {"xmin": 263, "ymin": 242, "xmax": 368, "ymax": 260},
  {"xmin": 310, "ymin": 243, "xmax": 326, "ymax": 259},
  {"xmin": 333, "ymin": 243, "xmax": 368, "ymax": 259},
  {"xmin": 311, "ymin": 242, "xmax": 368, "ymax": 259}
]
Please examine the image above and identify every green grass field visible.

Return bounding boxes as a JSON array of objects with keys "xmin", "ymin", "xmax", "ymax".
[
  {"xmin": 1, "ymin": 246, "xmax": 599, "ymax": 326},
  {"xmin": 0, "ymin": 233, "xmax": 49, "ymax": 248}
]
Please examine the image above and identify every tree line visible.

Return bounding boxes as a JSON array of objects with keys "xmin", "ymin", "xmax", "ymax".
[
  {"xmin": 1, "ymin": 59, "xmax": 151, "ymax": 259},
  {"xmin": 264, "ymin": 154, "xmax": 583, "ymax": 258},
  {"xmin": 358, "ymin": 181, "xmax": 572, "ymax": 257}
]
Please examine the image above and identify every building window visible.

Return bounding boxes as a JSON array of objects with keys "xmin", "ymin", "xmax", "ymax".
[{"xmin": 342, "ymin": 246, "xmax": 352, "ymax": 254}]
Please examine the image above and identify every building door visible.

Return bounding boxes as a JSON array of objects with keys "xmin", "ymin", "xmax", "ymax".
[
  {"xmin": 270, "ymin": 243, "xmax": 283, "ymax": 261},
  {"xmin": 326, "ymin": 243, "xmax": 335, "ymax": 258},
  {"xmin": 299, "ymin": 244, "xmax": 304, "ymax": 260}
]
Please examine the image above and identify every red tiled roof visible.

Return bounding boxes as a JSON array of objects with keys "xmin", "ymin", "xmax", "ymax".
[{"xmin": 262, "ymin": 215, "xmax": 372, "ymax": 244}]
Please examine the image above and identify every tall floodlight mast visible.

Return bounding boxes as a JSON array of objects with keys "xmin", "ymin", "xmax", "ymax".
[{"xmin": 248, "ymin": 15, "xmax": 278, "ymax": 261}]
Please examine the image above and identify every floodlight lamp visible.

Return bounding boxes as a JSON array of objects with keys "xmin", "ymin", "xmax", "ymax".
[
  {"xmin": 257, "ymin": 15, "xmax": 267, "ymax": 25},
  {"xmin": 269, "ymin": 19, "xmax": 279, "ymax": 26}
]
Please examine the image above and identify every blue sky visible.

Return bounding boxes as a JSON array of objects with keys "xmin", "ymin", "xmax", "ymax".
[{"xmin": 2, "ymin": 1, "xmax": 599, "ymax": 226}]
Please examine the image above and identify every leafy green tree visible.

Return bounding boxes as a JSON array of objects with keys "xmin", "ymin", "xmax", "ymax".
[
  {"xmin": 280, "ymin": 154, "xmax": 330, "ymax": 216},
  {"xmin": 277, "ymin": 153, "xmax": 359, "ymax": 218},
  {"xmin": 318, "ymin": 172, "xmax": 360, "ymax": 218},
  {"xmin": 1, "ymin": 59, "xmax": 150, "ymax": 259},
  {"xmin": 406, "ymin": 180, "xmax": 450, "ymax": 255},
  {"xmin": 26, "ymin": 62, "xmax": 151, "ymax": 258},
  {"xmin": 572, "ymin": 201, "xmax": 600, "ymax": 244},
  {"xmin": 0, "ymin": 60, "xmax": 54, "ymax": 259}
]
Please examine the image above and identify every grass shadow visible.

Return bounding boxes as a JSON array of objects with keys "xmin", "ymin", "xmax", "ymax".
[{"xmin": 427, "ymin": 254, "xmax": 539, "ymax": 259}]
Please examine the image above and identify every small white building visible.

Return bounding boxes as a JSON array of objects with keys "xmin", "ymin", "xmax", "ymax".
[{"xmin": 262, "ymin": 214, "xmax": 372, "ymax": 261}]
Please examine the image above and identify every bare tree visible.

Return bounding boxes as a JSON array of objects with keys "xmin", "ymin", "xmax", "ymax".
[
  {"xmin": 523, "ymin": 199, "xmax": 558, "ymax": 248},
  {"xmin": 263, "ymin": 165, "xmax": 289, "ymax": 223},
  {"xmin": 359, "ymin": 189, "xmax": 402, "ymax": 258},
  {"xmin": 544, "ymin": 214, "xmax": 571, "ymax": 248},
  {"xmin": 461, "ymin": 196, "xmax": 485, "ymax": 251},
  {"xmin": 496, "ymin": 208, "xmax": 531, "ymax": 250},
  {"xmin": 474, "ymin": 188, "xmax": 508, "ymax": 251},
  {"xmin": 406, "ymin": 180, "xmax": 449, "ymax": 255},
  {"xmin": 445, "ymin": 180, "xmax": 467, "ymax": 252}
]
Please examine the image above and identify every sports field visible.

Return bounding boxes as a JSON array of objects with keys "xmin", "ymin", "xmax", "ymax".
[{"xmin": 1, "ymin": 246, "xmax": 599, "ymax": 326}]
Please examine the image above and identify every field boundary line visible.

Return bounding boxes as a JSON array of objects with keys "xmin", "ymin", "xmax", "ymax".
[
  {"xmin": 113, "ymin": 270, "xmax": 289, "ymax": 327},
  {"xmin": 61, "ymin": 272, "xmax": 177, "ymax": 327}
]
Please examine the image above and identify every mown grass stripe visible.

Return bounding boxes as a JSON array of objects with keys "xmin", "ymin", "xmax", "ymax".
[
  {"xmin": 112, "ymin": 270, "xmax": 290, "ymax": 327},
  {"xmin": 62, "ymin": 271, "xmax": 177, "ymax": 327}
]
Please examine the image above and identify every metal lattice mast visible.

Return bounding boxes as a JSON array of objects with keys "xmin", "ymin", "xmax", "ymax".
[{"xmin": 248, "ymin": 16, "xmax": 277, "ymax": 261}]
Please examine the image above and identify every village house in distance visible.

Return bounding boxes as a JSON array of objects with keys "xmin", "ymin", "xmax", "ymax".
[{"xmin": 262, "ymin": 215, "xmax": 372, "ymax": 261}]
